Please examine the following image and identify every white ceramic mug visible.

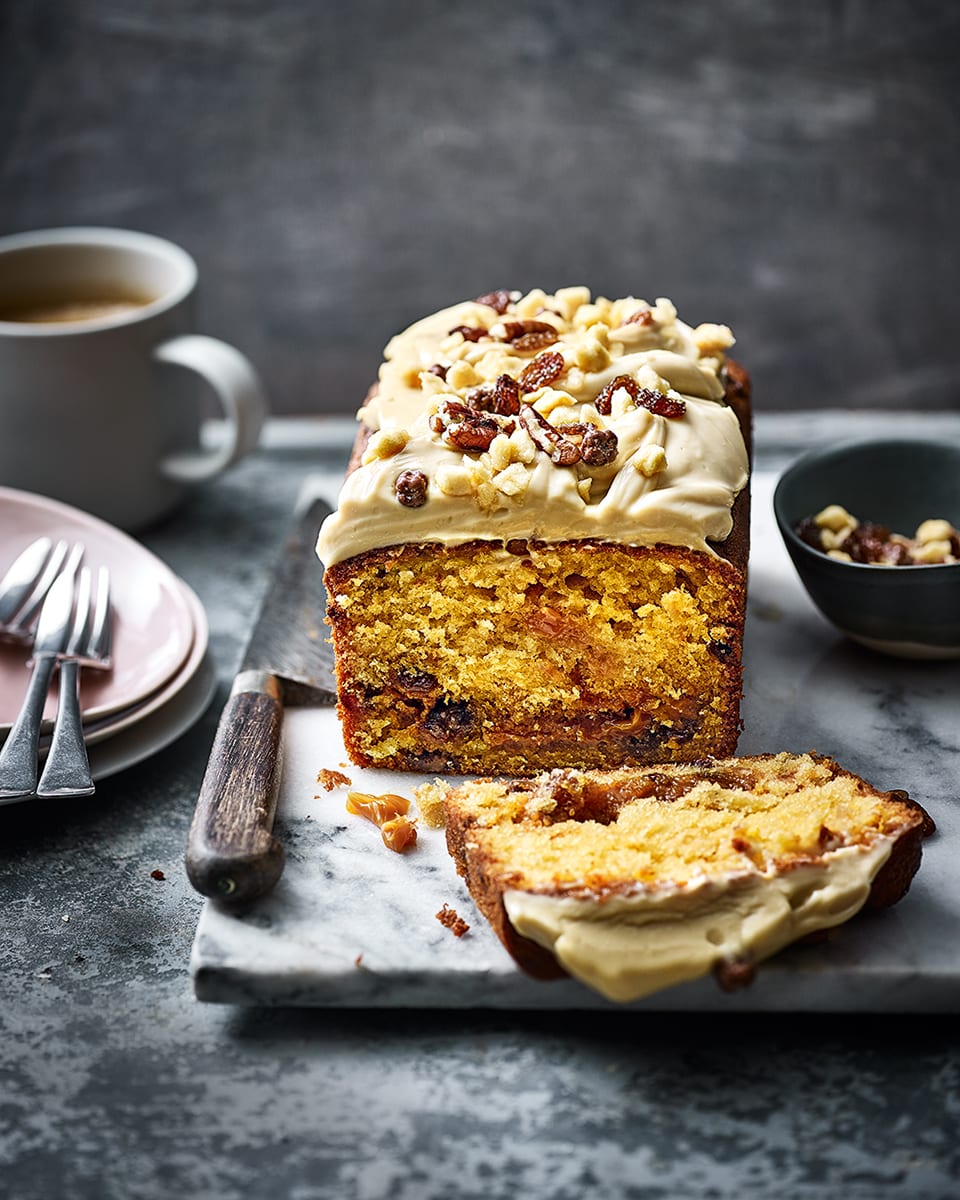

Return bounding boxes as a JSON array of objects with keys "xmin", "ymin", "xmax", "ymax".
[{"xmin": 0, "ymin": 227, "xmax": 268, "ymax": 530}]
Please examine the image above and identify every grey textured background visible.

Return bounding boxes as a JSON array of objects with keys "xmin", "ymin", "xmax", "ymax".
[{"xmin": 2, "ymin": 0, "xmax": 959, "ymax": 415}]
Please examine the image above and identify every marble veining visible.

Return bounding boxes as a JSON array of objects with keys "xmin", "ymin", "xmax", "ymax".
[{"xmin": 191, "ymin": 469, "xmax": 960, "ymax": 1011}]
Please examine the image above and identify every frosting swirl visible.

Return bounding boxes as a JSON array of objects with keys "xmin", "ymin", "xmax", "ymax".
[{"xmin": 317, "ymin": 288, "xmax": 749, "ymax": 567}]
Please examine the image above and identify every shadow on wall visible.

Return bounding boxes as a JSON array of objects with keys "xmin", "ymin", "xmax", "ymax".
[{"xmin": 1, "ymin": 0, "xmax": 958, "ymax": 414}]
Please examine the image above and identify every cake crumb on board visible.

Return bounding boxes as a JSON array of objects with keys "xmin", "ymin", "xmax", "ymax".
[{"xmin": 436, "ymin": 904, "xmax": 470, "ymax": 938}]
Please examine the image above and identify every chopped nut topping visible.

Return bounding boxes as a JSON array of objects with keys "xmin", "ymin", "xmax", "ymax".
[
  {"xmin": 520, "ymin": 403, "xmax": 581, "ymax": 466},
  {"xmin": 797, "ymin": 507, "xmax": 960, "ymax": 565},
  {"xmin": 362, "ymin": 429, "xmax": 409, "ymax": 464},
  {"xmin": 916, "ymin": 518, "xmax": 954, "ymax": 545},
  {"xmin": 634, "ymin": 445, "xmax": 668, "ymax": 477},
  {"xmin": 430, "ymin": 399, "xmax": 516, "ymax": 453},
  {"xmin": 446, "ymin": 360, "xmax": 480, "ymax": 391},
  {"xmin": 694, "ymin": 322, "xmax": 735, "ymax": 355}
]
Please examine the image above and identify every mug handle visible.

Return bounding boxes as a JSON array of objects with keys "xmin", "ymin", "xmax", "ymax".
[{"xmin": 153, "ymin": 334, "xmax": 268, "ymax": 483}]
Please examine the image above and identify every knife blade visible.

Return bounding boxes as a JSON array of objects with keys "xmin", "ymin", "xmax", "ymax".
[{"xmin": 185, "ymin": 495, "xmax": 336, "ymax": 904}]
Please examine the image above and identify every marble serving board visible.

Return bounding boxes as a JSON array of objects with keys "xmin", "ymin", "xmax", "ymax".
[{"xmin": 190, "ymin": 472, "xmax": 960, "ymax": 1010}]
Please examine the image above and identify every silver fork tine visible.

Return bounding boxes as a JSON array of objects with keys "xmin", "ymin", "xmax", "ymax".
[
  {"xmin": 84, "ymin": 567, "xmax": 112, "ymax": 668},
  {"xmin": 0, "ymin": 538, "xmax": 67, "ymax": 634},
  {"xmin": 0, "ymin": 537, "xmax": 52, "ymax": 625},
  {"xmin": 36, "ymin": 566, "xmax": 112, "ymax": 798},
  {"xmin": 12, "ymin": 542, "xmax": 82, "ymax": 639}
]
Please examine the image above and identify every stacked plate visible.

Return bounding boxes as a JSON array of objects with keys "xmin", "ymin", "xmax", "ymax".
[{"xmin": 0, "ymin": 486, "xmax": 217, "ymax": 798}]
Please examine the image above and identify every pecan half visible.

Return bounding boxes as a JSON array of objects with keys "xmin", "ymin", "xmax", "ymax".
[
  {"xmin": 395, "ymin": 469, "xmax": 429, "ymax": 507},
  {"xmin": 520, "ymin": 403, "xmax": 581, "ymax": 466},
  {"xmin": 430, "ymin": 399, "xmax": 515, "ymax": 452},
  {"xmin": 518, "ymin": 350, "xmax": 566, "ymax": 393},
  {"xmin": 554, "ymin": 422, "xmax": 619, "ymax": 466},
  {"xmin": 465, "ymin": 374, "xmax": 521, "ymax": 417}
]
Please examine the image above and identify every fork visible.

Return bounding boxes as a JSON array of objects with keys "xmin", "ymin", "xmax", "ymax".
[
  {"xmin": 0, "ymin": 538, "xmax": 81, "ymax": 643},
  {"xmin": 0, "ymin": 549, "xmax": 84, "ymax": 799},
  {"xmin": 36, "ymin": 566, "xmax": 113, "ymax": 798}
]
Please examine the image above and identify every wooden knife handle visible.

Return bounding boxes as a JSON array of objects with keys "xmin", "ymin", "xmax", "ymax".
[{"xmin": 186, "ymin": 671, "xmax": 285, "ymax": 904}]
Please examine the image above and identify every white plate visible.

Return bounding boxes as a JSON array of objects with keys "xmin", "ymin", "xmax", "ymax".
[{"xmin": 0, "ymin": 487, "xmax": 195, "ymax": 729}]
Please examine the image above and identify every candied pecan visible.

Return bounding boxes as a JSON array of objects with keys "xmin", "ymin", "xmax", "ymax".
[
  {"xmin": 468, "ymin": 374, "xmax": 521, "ymax": 416},
  {"xmin": 446, "ymin": 415, "xmax": 502, "ymax": 452},
  {"xmin": 579, "ymin": 427, "xmax": 619, "ymax": 466},
  {"xmin": 554, "ymin": 422, "xmax": 618, "ymax": 465},
  {"xmin": 520, "ymin": 403, "xmax": 580, "ymax": 466},
  {"xmin": 430, "ymin": 399, "xmax": 515, "ymax": 452},
  {"xmin": 427, "ymin": 363, "xmax": 448, "ymax": 380},
  {"xmin": 448, "ymin": 324, "xmax": 486, "ymax": 342},
  {"xmin": 492, "ymin": 373, "xmax": 521, "ymax": 415},
  {"xmin": 395, "ymin": 469, "xmax": 429, "ymax": 507},
  {"xmin": 475, "ymin": 289, "xmax": 513, "ymax": 314},
  {"xmin": 518, "ymin": 350, "xmax": 566, "ymax": 393},
  {"xmin": 464, "ymin": 383, "xmax": 495, "ymax": 410}
]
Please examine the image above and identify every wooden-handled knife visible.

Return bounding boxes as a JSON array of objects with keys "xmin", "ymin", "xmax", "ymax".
[{"xmin": 185, "ymin": 495, "xmax": 337, "ymax": 904}]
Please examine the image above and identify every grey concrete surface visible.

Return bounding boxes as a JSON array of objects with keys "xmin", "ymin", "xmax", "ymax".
[
  {"xmin": 2, "ymin": 1, "xmax": 959, "ymax": 416},
  {"xmin": 1, "ymin": 415, "xmax": 959, "ymax": 1199}
]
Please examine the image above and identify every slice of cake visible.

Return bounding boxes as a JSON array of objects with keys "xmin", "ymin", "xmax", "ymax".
[
  {"xmin": 431, "ymin": 753, "xmax": 931, "ymax": 1002},
  {"xmin": 317, "ymin": 288, "xmax": 751, "ymax": 775}
]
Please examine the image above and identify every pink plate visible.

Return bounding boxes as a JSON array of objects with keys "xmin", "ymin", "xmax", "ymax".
[{"xmin": 0, "ymin": 486, "xmax": 196, "ymax": 729}]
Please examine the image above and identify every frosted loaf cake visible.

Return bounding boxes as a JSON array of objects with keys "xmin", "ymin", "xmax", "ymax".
[{"xmin": 318, "ymin": 288, "xmax": 751, "ymax": 774}]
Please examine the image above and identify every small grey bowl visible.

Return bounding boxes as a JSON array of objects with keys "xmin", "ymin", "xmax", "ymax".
[{"xmin": 773, "ymin": 438, "xmax": 960, "ymax": 659}]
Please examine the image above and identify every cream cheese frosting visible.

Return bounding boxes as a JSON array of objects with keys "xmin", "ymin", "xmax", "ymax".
[
  {"xmin": 317, "ymin": 288, "xmax": 749, "ymax": 567},
  {"xmin": 504, "ymin": 839, "xmax": 894, "ymax": 1004}
]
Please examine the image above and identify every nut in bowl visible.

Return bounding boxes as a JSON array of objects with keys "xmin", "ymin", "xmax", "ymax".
[{"xmin": 773, "ymin": 438, "xmax": 960, "ymax": 659}]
